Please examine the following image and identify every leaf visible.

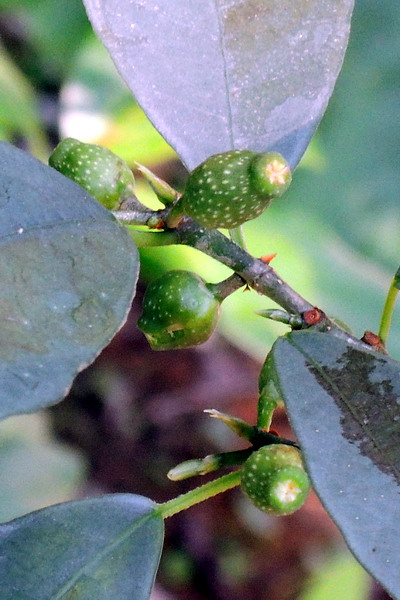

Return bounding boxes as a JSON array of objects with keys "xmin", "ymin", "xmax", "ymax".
[
  {"xmin": 270, "ymin": 331, "xmax": 400, "ymax": 599},
  {"xmin": 82, "ymin": 0, "xmax": 354, "ymax": 170},
  {"xmin": 0, "ymin": 494, "xmax": 164, "ymax": 600},
  {"xmin": 0, "ymin": 142, "xmax": 139, "ymax": 420},
  {"xmin": 0, "ymin": 46, "xmax": 49, "ymax": 160}
]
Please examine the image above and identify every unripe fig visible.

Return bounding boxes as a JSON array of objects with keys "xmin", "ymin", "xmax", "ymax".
[
  {"xmin": 241, "ymin": 444, "xmax": 310, "ymax": 515},
  {"xmin": 181, "ymin": 150, "xmax": 291, "ymax": 229},
  {"xmin": 49, "ymin": 138, "xmax": 135, "ymax": 209},
  {"xmin": 137, "ymin": 270, "xmax": 221, "ymax": 350}
]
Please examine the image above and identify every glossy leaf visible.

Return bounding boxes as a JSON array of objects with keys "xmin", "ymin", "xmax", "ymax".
[
  {"xmin": 83, "ymin": 0, "xmax": 354, "ymax": 170},
  {"xmin": 270, "ymin": 331, "xmax": 400, "ymax": 599},
  {"xmin": 0, "ymin": 142, "xmax": 139, "ymax": 419},
  {"xmin": 0, "ymin": 494, "xmax": 164, "ymax": 600}
]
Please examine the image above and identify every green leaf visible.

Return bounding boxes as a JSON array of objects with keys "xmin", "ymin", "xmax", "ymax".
[
  {"xmin": 82, "ymin": 0, "xmax": 354, "ymax": 170},
  {"xmin": 0, "ymin": 47, "xmax": 49, "ymax": 160},
  {"xmin": 0, "ymin": 142, "xmax": 139, "ymax": 420},
  {"xmin": 0, "ymin": 494, "xmax": 164, "ymax": 600},
  {"xmin": 270, "ymin": 331, "xmax": 400, "ymax": 599}
]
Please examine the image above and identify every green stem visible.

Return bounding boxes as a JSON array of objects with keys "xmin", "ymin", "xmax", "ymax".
[
  {"xmin": 204, "ymin": 408, "xmax": 254, "ymax": 440},
  {"xmin": 176, "ymin": 219, "xmax": 314, "ymax": 313},
  {"xmin": 125, "ymin": 226, "xmax": 179, "ymax": 248},
  {"xmin": 156, "ymin": 470, "xmax": 242, "ymax": 519},
  {"xmin": 229, "ymin": 225, "xmax": 248, "ymax": 252},
  {"xmin": 164, "ymin": 196, "xmax": 186, "ymax": 228},
  {"xmin": 135, "ymin": 162, "xmax": 179, "ymax": 206},
  {"xmin": 256, "ymin": 393, "xmax": 279, "ymax": 431},
  {"xmin": 168, "ymin": 448, "xmax": 252, "ymax": 480},
  {"xmin": 378, "ymin": 279, "xmax": 399, "ymax": 344},
  {"xmin": 174, "ymin": 220, "xmax": 374, "ymax": 350},
  {"xmin": 118, "ymin": 208, "xmax": 373, "ymax": 352},
  {"xmin": 207, "ymin": 273, "xmax": 245, "ymax": 301},
  {"xmin": 256, "ymin": 309, "xmax": 303, "ymax": 328}
]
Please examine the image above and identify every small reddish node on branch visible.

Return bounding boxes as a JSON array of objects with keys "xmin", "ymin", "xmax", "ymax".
[
  {"xmin": 259, "ymin": 427, "xmax": 280, "ymax": 437},
  {"xmin": 302, "ymin": 307, "xmax": 325, "ymax": 326},
  {"xmin": 152, "ymin": 220, "xmax": 165, "ymax": 229},
  {"xmin": 268, "ymin": 429, "xmax": 280, "ymax": 437},
  {"xmin": 260, "ymin": 253, "xmax": 277, "ymax": 264},
  {"xmin": 361, "ymin": 331, "xmax": 386, "ymax": 352}
]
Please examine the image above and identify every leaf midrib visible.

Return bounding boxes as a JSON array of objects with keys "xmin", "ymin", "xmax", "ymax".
[{"xmin": 50, "ymin": 508, "xmax": 161, "ymax": 600}]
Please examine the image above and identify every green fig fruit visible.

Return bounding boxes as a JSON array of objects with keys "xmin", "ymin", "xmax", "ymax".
[
  {"xmin": 137, "ymin": 270, "xmax": 221, "ymax": 350},
  {"xmin": 241, "ymin": 444, "xmax": 310, "ymax": 515},
  {"xmin": 49, "ymin": 138, "xmax": 135, "ymax": 210},
  {"xmin": 181, "ymin": 150, "xmax": 291, "ymax": 229}
]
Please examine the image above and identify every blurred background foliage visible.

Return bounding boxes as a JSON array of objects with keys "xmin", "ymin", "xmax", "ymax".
[{"xmin": 0, "ymin": 0, "xmax": 398, "ymax": 599}]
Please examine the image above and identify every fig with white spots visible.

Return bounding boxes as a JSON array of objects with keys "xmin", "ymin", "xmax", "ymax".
[
  {"xmin": 182, "ymin": 150, "xmax": 292, "ymax": 229},
  {"xmin": 137, "ymin": 270, "xmax": 221, "ymax": 350},
  {"xmin": 241, "ymin": 444, "xmax": 310, "ymax": 515},
  {"xmin": 49, "ymin": 138, "xmax": 135, "ymax": 210}
]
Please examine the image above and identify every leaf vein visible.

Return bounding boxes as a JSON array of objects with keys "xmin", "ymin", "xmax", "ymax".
[{"xmin": 50, "ymin": 511, "xmax": 158, "ymax": 600}]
